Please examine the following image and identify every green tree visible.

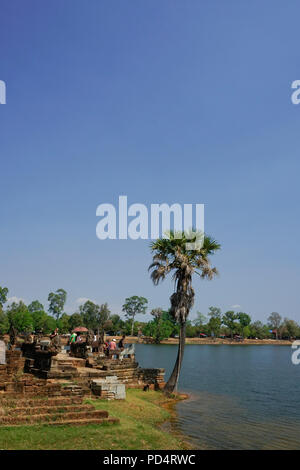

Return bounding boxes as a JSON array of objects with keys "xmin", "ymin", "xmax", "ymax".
[
  {"xmin": 28, "ymin": 300, "xmax": 44, "ymax": 313},
  {"xmin": 7, "ymin": 301, "xmax": 33, "ymax": 333},
  {"xmin": 0, "ymin": 311, "xmax": 9, "ymax": 334},
  {"xmin": 283, "ymin": 318, "xmax": 298, "ymax": 340},
  {"xmin": 250, "ymin": 320, "xmax": 263, "ymax": 339},
  {"xmin": 110, "ymin": 314, "xmax": 125, "ymax": 335},
  {"xmin": 122, "ymin": 296, "xmax": 148, "ymax": 336},
  {"xmin": 207, "ymin": 306, "xmax": 222, "ymax": 338},
  {"xmin": 48, "ymin": 288, "xmax": 67, "ymax": 320},
  {"xmin": 57, "ymin": 313, "xmax": 70, "ymax": 333},
  {"xmin": 268, "ymin": 312, "xmax": 282, "ymax": 340},
  {"xmin": 151, "ymin": 308, "xmax": 163, "ymax": 320},
  {"xmin": 0, "ymin": 286, "xmax": 9, "ymax": 308},
  {"xmin": 222, "ymin": 311, "xmax": 238, "ymax": 338},
  {"xmin": 69, "ymin": 313, "xmax": 83, "ymax": 331},
  {"xmin": 97, "ymin": 303, "xmax": 111, "ymax": 335},
  {"xmin": 208, "ymin": 316, "xmax": 222, "ymax": 338},
  {"xmin": 32, "ymin": 310, "xmax": 48, "ymax": 333},
  {"xmin": 250, "ymin": 320, "xmax": 271, "ymax": 339},
  {"xmin": 193, "ymin": 311, "xmax": 207, "ymax": 327},
  {"xmin": 44, "ymin": 315, "xmax": 57, "ymax": 334},
  {"xmin": 79, "ymin": 300, "xmax": 100, "ymax": 330},
  {"xmin": 149, "ymin": 231, "xmax": 220, "ymax": 393},
  {"xmin": 185, "ymin": 320, "xmax": 198, "ymax": 338},
  {"xmin": 28, "ymin": 301, "xmax": 48, "ymax": 333},
  {"xmin": 242, "ymin": 325, "xmax": 251, "ymax": 339},
  {"xmin": 146, "ymin": 309, "xmax": 175, "ymax": 343},
  {"xmin": 237, "ymin": 312, "xmax": 251, "ymax": 337}
]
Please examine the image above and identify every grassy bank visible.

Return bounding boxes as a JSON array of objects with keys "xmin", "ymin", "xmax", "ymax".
[{"xmin": 0, "ymin": 389, "xmax": 190, "ymax": 450}]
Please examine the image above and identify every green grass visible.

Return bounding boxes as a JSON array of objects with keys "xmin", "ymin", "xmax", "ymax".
[{"xmin": 0, "ymin": 389, "xmax": 190, "ymax": 450}]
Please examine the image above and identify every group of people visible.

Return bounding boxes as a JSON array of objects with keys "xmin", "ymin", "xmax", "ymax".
[
  {"xmin": 103, "ymin": 335, "xmax": 126, "ymax": 356},
  {"xmin": 68, "ymin": 330, "xmax": 126, "ymax": 356}
]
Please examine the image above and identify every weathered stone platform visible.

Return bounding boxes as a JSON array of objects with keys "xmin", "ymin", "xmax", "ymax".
[
  {"xmin": 0, "ymin": 395, "xmax": 119, "ymax": 426},
  {"xmin": 0, "ymin": 340, "xmax": 165, "ymax": 411}
]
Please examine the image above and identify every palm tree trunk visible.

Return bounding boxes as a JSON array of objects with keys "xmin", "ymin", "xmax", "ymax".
[{"xmin": 164, "ymin": 322, "xmax": 186, "ymax": 394}]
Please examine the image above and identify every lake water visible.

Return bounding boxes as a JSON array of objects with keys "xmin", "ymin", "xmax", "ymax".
[{"xmin": 135, "ymin": 344, "xmax": 300, "ymax": 449}]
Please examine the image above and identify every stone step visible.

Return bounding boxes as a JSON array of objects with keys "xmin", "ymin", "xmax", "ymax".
[
  {"xmin": 0, "ymin": 409, "xmax": 109, "ymax": 424},
  {"xmin": 0, "ymin": 396, "xmax": 83, "ymax": 407},
  {"xmin": 2, "ymin": 404, "xmax": 95, "ymax": 415},
  {"xmin": 0, "ymin": 417, "xmax": 120, "ymax": 427}
]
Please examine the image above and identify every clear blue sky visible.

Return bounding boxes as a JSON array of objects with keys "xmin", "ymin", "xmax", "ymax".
[{"xmin": 0, "ymin": 0, "xmax": 299, "ymax": 323}]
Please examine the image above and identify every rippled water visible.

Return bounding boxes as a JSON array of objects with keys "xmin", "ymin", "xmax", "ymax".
[{"xmin": 135, "ymin": 344, "xmax": 300, "ymax": 449}]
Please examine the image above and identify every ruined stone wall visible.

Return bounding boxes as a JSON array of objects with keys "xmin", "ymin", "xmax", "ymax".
[
  {"xmin": 0, "ymin": 350, "xmax": 25, "ymax": 385},
  {"xmin": 0, "ymin": 350, "xmax": 68, "ymax": 397}
]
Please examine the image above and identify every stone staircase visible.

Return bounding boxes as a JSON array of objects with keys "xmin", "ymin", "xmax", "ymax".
[
  {"xmin": 0, "ymin": 396, "xmax": 119, "ymax": 427},
  {"xmin": 60, "ymin": 380, "xmax": 91, "ymax": 396}
]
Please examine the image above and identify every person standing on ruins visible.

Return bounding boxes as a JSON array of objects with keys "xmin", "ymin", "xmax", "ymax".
[{"xmin": 118, "ymin": 335, "xmax": 126, "ymax": 350}]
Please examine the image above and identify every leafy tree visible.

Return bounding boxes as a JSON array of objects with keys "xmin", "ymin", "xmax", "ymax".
[
  {"xmin": 44, "ymin": 315, "xmax": 57, "ymax": 334},
  {"xmin": 32, "ymin": 310, "xmax": 48, "ymax": 333},
  {"xmin": 48, "ymin": 288, "xmax": 67, "ymax": 320},
  {"xmin": 0, "ymin": 286, "xmax": 8, "ymax": 308},
  {"xmin": 143, "ymin": 309, "xmax": 175, "ymax": 343},
  {"xmin": 79, "ymin": 300, "xmax": 100, "ymax": 330},
  {"xmin": 6, "ymin": 301, "xmax": 33, "ymax": 333},
  {"xmin": 122, "ymin": 296, "xmax": 148, "ymax": 336},
  {"xmin": 208, "ymin": 306, "xmax": 222, "ymax": 318},
  {"xmin": 97, "ymin": 303, "xmax": 111, "ymax": 334},
  {"xmin": 238, "ymin": 312, "xmax": 251, "ymax": 328},
  {"xmin": 268, "ymin": 312, "xmax": 282, "ymax": 340},
  {"xmin": 193, "ymin": 311, "xmax": 207, "ymax": 327},
  {"xmin": 57, "ymin": 313, "xmax": 70, "ymax": 334},
  {"xmin": 186, "ymin": 321, "xmax": 198, "ymax": 338},
  {"xmin": 28, "ymin": 301, "xmax": 48, "ymax": 333},
  {"xmin": 103, "ymin": 319, "xmax": 113, "ymax": 332},
  {"xmin": 208, "ymin": 316, "xmax": 222, "ymax": 338},
  {"xmin": 151, "ymin": 308, "xmax": 163, "ymax": 320},
  {"xmin": 69, "ymin": 313, "xmax": 83, "ymax": 331},
  {"xmin": 250, "ymin": 320, "xmax": 264, "ymax": 339},
  {"xmin": 110, "ymin": 314, "xmax": 125, "ymax": 335},
  {"xmin": 237, "ymin": 312, "xmax": 251, "ymax": 337},
  {"xmin": 283, "ymin": 318, "xmax": 298, "ymax": 340},
  {"xmin": 207, "ymin": 306, "xmax": 222, "ymax": 338},
  {"xmin": 28, "ymin": 300, "xmax": 44, "ymax": 313},
  {"xmin": 242, "ymin": 325, "xmax": 251, "ymax": 339},
  {"xmin": 222, "ymin": 311, "xmax": 238, "ymax": 338},
  {"xmin": 0, "ymin": 311, "xmax": 9, "ymax": 334},
  {"xmin": 149, "ymin": 231, "xmax": 220, "ymax": 393}
]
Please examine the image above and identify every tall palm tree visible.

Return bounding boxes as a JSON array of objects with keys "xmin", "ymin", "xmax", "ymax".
[{"xmin": 149, "ymin": 231, "xmax": 221, "ymax": 394}]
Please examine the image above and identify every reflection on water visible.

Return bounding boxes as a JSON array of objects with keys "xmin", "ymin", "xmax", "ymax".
[{"xmin": 135, "ymin": 344, "xmax": 300, "ymax": 450}]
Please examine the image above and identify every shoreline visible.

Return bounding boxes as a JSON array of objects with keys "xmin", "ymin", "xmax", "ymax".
[
  {"xmin": 106, "ymin": 336, "xmax": 293, "ymax": 346},
  {"xmin": 158, "ymin": 391, "xmax": 193, "ymax": 450}
]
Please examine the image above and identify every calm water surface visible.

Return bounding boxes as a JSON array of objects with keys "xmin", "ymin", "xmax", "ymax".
[{"xmin": 135, "ymin": 344, "xmax": 300, "ymax": 449}]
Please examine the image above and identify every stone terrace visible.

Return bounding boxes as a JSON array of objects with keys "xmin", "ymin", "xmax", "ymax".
[{"xmin": 0, "ymin": 395, "xmax": 119, "ymax": 426}]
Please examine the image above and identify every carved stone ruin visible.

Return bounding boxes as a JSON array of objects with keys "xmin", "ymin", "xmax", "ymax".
[{"xmin": 91, "ymin": 376, "xmax": 126, "ymax": 400}]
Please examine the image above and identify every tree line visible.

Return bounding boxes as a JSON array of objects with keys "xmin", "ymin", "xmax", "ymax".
[
  {"xmin": 0, "ymin": 287, "xmax": 146, "ymax": 336},
  {"xmin": 0, "ymin": 286, "xmax": 298, "ymax": 341}
]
